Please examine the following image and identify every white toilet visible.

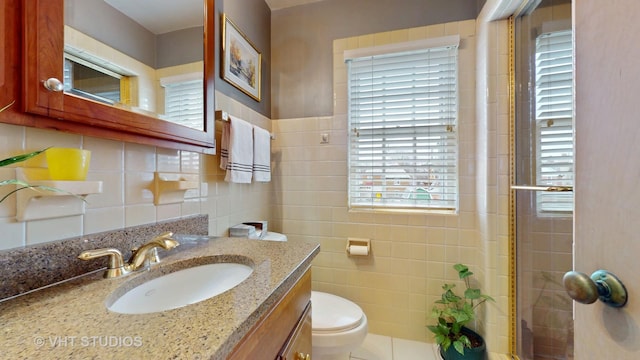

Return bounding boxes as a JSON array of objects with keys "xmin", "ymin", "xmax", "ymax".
[
  {"xmin": 260, "ymin": 231, "xmax": 288, "ymax": 241},
  {"xmin": 238, "ymin": 227, "xmax": 368, "ymax": 357},
  {"xmin": 311, "ymin": 291, "xmax": 368, "ymax": 359}
]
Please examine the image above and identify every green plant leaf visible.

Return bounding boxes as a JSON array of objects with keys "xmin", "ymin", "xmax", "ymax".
[
  {"xmin": 462, "ymin": 302, "xmax": 474, "ymax": 316},
  {"xmin": 459, "ymin": 334, "xmax": 471, "ymax": 348},
  {"xmin": 442, "ymin": 283, "xmax": 455, "ymax": 291},
  {"xmin": 451, "ymin": 321, "xmax": 462, "ymax": 335},
  {"xmin": 441, "ymin": 337, "xmax": 452, "ymax": 351},
  {"xmin": 0, "ymin": 149, "xmax": 47, "ymax": 167},
  {"xmin": 430, "ymin": 307, "xmax": 440, "ymax": 318},
  {"xmin": 438, "ymin": 317, "xmax": 449, "ymax": 328},
  {"xmin": 453, "ymin": 340, "xmax": 465, "ymax": 354},
  {"xmin": 443, "ymin": 288, "xmax": 461, "ymax": 303},
  {"xmin": 465, "ymin": 287, "xmax": 481, "ymax": 300},
  {"xmin": 454, "ymin": 263, "xmax": 473, "ymax": 279}
]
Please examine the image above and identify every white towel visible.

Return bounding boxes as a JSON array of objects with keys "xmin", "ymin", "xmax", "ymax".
[
  {"xmin": 222, "ymin": 116, "xmax": 253, "ymax": 183},
  {"xmin": 253, "ymin": 125, "xmax": 271, "ymax": 182}
]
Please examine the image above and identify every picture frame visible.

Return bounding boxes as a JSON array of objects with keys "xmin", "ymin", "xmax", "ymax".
[{"xmin": 221, "ymin": 14, "xmax": 262, "ymax": 102}]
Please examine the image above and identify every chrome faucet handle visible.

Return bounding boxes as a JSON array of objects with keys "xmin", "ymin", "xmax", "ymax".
[{"xmin": 78, "ymin": 248, "xmax": 130, "ymax": 278}]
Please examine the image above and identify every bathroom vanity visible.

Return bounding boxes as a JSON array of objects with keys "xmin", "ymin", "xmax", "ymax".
[
  {"xmin": 228, "ymin": 269, "xmax": 312, "ymax": 359},
  {"xmin": 0, "ymin": 237, "xmax": 319, "ymax": 359}
]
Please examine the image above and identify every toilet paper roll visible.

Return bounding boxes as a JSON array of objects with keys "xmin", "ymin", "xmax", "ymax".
[{"xmin": 348, "ymin": 245, "xmax": 369, "ymax": 256}]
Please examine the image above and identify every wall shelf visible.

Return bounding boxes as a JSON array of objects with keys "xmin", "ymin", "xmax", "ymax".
[
  {"xmin": 152, "ymin": 172, "xmax": 199, "ymax": 205},
  {"xmin": 15, "ymin": 168, "xmax": 103, "ymax": 221}
]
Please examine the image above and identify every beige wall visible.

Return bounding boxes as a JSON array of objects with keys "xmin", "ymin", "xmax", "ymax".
[
  {"xmin": 270, "ymin": 0, "xmax": 479, "ymax": 119},
  {"xmin": 271, "ymin": 19, "xmax": 511, "ymax": 353},
  {"xmin": 0, "ymin": 91, "xmax": 272, "ymax": 250}
]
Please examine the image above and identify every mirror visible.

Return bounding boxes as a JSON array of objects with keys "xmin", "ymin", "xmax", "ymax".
[
  {"xmin": 64, "ymin": 0, "xmax": 204, "ymax": 130},
  {"xmin": 22, "ymin": 0, "xmax": 215, "ymax": 152}
]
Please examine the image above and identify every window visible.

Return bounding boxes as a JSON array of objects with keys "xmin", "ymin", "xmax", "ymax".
[
  {"xmin": 161, "ymin": 74, "xmax": 204, "ymax": 131},
  {"xmin": 346, "ymin": 36, "xmax": 459, "ymax": 212},
  {"xmin": 535, "ymin": 30, "xmax": 574, "ymax": 213},
  {"xmin": 63, "ymin": 55, "xmax": 126, "ymax": 105},
  {"xmin": 63, "ymin": 46, "xmax": 138, "ymax": 106}
]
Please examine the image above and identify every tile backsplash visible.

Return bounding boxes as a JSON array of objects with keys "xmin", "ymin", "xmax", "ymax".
[{"xmin": 0, "ymin": 215, "xmax": 207, "ymax": 300}]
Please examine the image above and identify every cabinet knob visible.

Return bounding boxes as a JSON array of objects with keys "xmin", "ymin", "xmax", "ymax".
[
  {"xmin": 563, "ymin": 270, "xmax": 628, "ymax": 308},
  {"xmin": 43, "ymin": 78, "xmax": 64, "ymax": 92},
  {"xmin": 295, "ymin": 352, "xmax": 310, "ymax": 360}
]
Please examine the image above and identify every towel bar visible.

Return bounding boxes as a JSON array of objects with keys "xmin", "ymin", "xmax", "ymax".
[
  {"xmin": 215, "ymin": 110, "xmax": 275, "ymax": 140},
  {"xmin": 510, "ymin": 185, "xmax": 573, "ymax": 192}
]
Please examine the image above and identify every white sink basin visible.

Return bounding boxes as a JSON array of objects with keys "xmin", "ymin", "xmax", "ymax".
[{"xmin": 107, "ymin": 262, "xmax": 253, "ymax": 314}]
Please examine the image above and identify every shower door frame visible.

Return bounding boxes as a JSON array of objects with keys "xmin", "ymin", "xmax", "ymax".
[{"xmin": 508, "ymin": 1, "xmax": 575, "ymax": 358}]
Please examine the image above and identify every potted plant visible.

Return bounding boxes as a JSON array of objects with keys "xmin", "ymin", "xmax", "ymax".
[{"xmin": 428, "ymin": 263, "xmax": 494, "ymax": 360}]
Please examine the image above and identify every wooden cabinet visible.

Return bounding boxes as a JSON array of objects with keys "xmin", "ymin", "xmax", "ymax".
[
  {"xmin": 228, "ymin": 269, "xmax": 312, "ymax": 360},
  {"xmin": 8, "ymin": 0, "xmax": 216, "ymax": 153},
  {"xmin": 279, "ymin": 304, "xmax": 312, "ymax": 360}
]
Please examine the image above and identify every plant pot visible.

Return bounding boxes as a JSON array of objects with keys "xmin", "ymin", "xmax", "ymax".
[{"xmin": 439, "ymin": 327, "xmax": 486, "ymax": 360}]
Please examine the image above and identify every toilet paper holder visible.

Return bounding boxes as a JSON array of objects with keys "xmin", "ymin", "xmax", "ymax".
[{"xmin": 346, "ymin": 238, "xmax": 370, "ymax": 256}]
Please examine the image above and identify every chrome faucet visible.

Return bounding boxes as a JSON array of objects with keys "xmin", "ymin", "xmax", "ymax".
[{"xmin": 78, "ymin": 232, "xmax": 179, "ymax": 278}]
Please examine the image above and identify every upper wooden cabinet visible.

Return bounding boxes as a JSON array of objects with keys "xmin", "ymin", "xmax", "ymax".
[{"xmin": 19, "ymin": 0, "xmax": 216, "ymax": 153}]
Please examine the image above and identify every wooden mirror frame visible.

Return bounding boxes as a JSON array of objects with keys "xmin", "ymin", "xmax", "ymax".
[{"xmin": 21, "ymin": 0, "xmax": 216, "ymax": 154}]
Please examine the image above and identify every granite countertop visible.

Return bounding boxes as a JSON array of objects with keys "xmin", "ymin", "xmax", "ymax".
[{"xmin": 0, "ymin": 236, "xmax": 320, "ymax": 359}]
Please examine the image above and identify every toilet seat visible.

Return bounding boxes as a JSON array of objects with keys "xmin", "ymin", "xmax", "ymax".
[{"xmin": 311, "ymin": 291, "xmax": 364, "ymax": 333}]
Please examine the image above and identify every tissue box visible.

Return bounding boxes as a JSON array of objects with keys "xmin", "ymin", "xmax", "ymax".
[
  {"xmin": 229, "ymin": 224, "xmax": 257, "ymax": 238},
  {"xmin": 243, "ymin": 221, "xmax": 267, "ymax": 237}
]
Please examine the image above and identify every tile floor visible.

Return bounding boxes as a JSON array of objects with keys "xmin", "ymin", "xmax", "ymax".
[{"xmin": 340, "ymin": 334, "xmax": 439, "ymax": 360}]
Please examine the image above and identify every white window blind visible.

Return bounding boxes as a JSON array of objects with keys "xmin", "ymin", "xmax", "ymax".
[
  {"xmin": 347, "ymin": 42, "xmax": 459, "ymax": 211},
  {"xmin": 163, "ymin": 77, "xmax": 204, "ymax": 131},
  {"xmin": 535, "ymin": 30, "xmax": 573, "ymax": 213}
]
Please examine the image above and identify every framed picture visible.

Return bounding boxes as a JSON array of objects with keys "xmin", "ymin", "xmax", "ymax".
[{"xmin": 221, "ymin": 14, "xmax": 262, "ymax": 102}]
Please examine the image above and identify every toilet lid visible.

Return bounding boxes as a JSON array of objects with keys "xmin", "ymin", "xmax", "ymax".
[{"xmin": 311, "ymin": 291, "xmax": 364, "ymax": 332}]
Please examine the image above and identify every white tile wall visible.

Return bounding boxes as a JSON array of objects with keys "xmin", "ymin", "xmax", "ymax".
[{"xmin": 0, "ymin": 91, "xmax": 272, "ymax": 249}]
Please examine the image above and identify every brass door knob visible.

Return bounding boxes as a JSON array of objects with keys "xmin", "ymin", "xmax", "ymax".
[
  {"xmin": 295, "ymin": 352, "xmax": 310, "ymax": 360},
  {"xmin": 563, "ymin": 270, "xmax": 628, "ymax": 308}
]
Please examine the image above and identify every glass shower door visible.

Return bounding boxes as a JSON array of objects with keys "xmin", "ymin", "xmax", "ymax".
[{"xmin": 513, "ymin": 0, "xmax": 574, "ymax": 359}]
